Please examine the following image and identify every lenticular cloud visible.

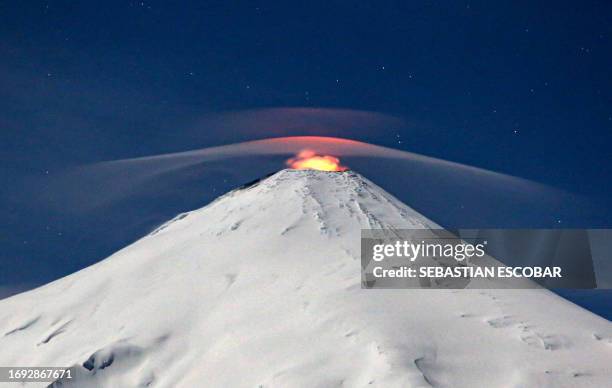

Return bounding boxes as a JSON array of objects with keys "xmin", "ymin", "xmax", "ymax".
[{"xmin": 37, "ymin": 136, "xmax": 564, "ymax": 224}]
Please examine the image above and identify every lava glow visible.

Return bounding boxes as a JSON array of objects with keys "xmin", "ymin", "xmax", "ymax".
[{"xmin": 286, "ymin": 149, "xmax": 348, "ymax": 172}]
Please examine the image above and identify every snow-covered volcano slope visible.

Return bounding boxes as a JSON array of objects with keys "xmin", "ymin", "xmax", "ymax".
[{"xmin": 1, "ymin": 170, "xmax": 611, "ymax": 388}]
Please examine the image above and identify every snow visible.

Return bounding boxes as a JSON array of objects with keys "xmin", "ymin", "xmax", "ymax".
[{"xmin": 0, "ymin": 169, "xmax": 610, "ymax": 387}]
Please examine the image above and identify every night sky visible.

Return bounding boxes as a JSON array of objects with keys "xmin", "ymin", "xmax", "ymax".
[{"xmin": 1, "ymin": 2, "xmax": 611, "ymax": 317}]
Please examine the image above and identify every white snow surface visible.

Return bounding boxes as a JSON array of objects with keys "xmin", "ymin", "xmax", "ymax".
[{"xmin": 0, "ymin": 169, "xmax": 610, "ymax": 387}]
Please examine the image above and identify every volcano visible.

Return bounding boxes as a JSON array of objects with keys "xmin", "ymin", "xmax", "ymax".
[{"xmin": 0, "ymin": 170, "xmax": 610, "ymax": 387}]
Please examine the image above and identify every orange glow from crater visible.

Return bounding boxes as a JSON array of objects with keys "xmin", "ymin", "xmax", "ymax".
[{"xmin": 286, "ymin": 149, "xmax": 348, "ymax": 172}]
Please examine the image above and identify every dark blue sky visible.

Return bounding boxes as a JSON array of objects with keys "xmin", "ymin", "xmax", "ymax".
[{"xmin": 1, "ymin": 1, "xmax": 611, "ymax": 316}]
